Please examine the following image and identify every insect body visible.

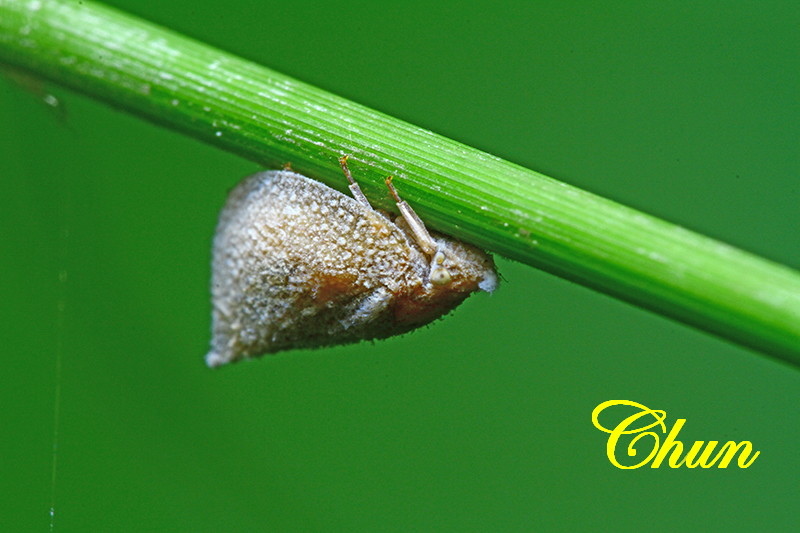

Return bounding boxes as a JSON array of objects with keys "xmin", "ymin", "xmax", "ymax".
[{"xmin": 206, "ymin": 157, "xmax": 498, "ymax": 367}]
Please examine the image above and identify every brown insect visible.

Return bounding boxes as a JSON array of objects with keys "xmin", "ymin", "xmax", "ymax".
[{"xmin": 206, "ymin": 156, "xmax": 498, "ymax": 367}]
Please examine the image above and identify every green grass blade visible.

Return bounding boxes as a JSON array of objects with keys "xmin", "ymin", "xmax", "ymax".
[{"xmin": 1, "ymin": 0, "xmax": 798, "ymax": 366}]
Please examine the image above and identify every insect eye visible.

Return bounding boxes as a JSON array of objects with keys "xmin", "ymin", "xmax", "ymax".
[{"xmin": 430, "ymin": 267, "xmax": 452, "ymax": 285}]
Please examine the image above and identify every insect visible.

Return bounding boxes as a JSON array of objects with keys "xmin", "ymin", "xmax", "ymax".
[{"xmin": 206, "ymin": 156, "xmax": 498, "ymax": 367}]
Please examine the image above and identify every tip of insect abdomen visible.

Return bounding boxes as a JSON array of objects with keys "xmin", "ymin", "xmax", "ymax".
[{"xmin": 205, "ymin": 350, "xmax": 227, "ymax": 368}]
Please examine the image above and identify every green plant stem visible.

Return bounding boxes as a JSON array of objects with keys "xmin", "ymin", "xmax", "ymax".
[{"xmin": 2, "ymin": 0, "xmax": 799, "ymax": 367}]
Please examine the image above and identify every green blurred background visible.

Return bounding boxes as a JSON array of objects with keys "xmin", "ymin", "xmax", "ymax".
[{"xmin": 2, "ymin": 1, "xmax": 798, "ymax": 531}]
